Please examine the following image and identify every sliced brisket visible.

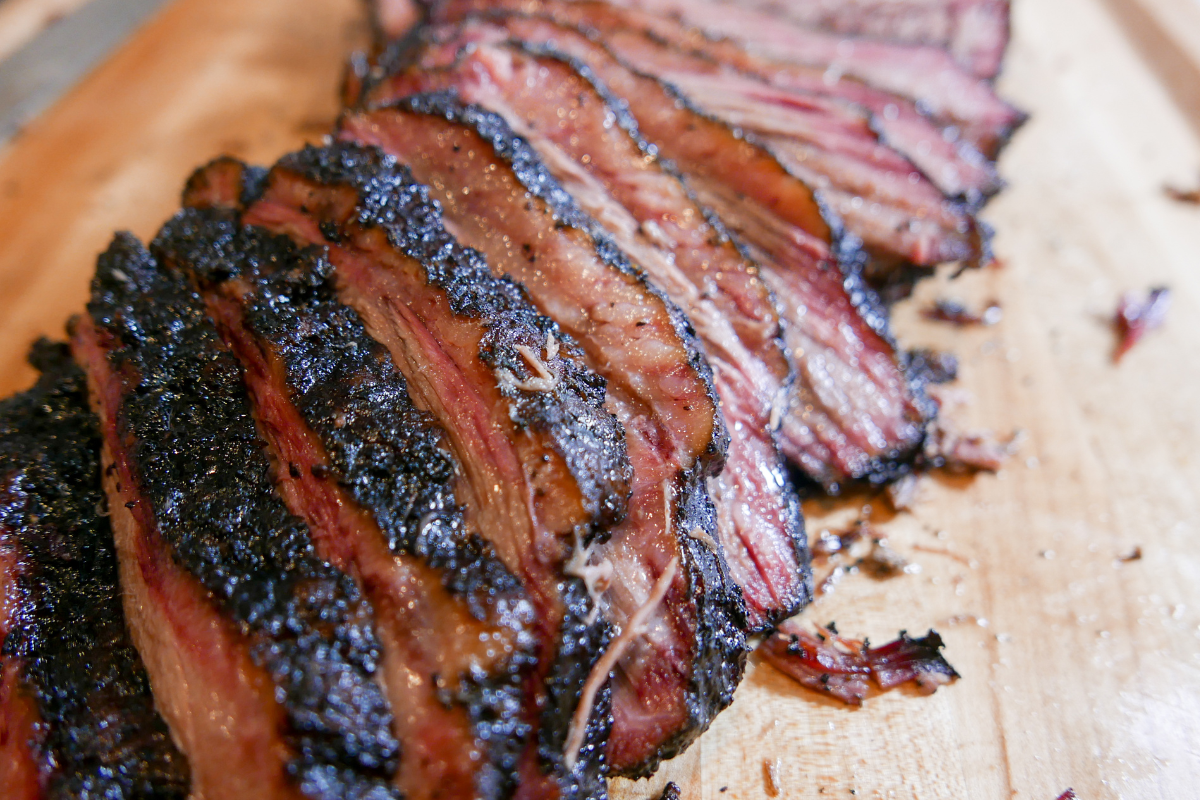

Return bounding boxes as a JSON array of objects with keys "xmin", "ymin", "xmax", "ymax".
[
  {"xmin": 373, "ymin": 43, "xmax": 811, "ymax": 633},
  {"xmin": 153, "ymin": 205, "xmax": 540, "ymax": 800},
  {"xmin": 725, "ymin": 0, "xmax": 1012, "ymax": 80},
  {"xmin": 340, "ymin": 97, "xmax": 747, "ymax": 776},
  {"xmin": 0, "ymin": 341, "xmax": 190, "ymax": 800},
  {"xmin": 424, "ymin": 0, "xmax": 987, "ymax": 269},
  {"xmin": 198, "ymin": 145, "xmax": 630, "ymax": 800},
  {"xmin": 380, "ymin": 17, "xmax": 932, "ymax": 491},
  {"xmin": 72, "ymin": 235, "xmax": 401, "ymax": 800},
  {"xmin": 615, "ymin": 0, "xmax": 1025, "ymax": 158},
  {"xmin": 421, "ymin": 0, "xmax": 1002, "ymax": 205}
]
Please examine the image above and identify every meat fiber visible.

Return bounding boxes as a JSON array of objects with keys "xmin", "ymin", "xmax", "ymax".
[
  {"xmin": 0, "ymin": 341, "xmax": 190, "ymax": 800},
  {"xmin": 425, "ymin": 0, "xmax": 987, "ymax": 270},
  {"xmin": 377, "ymin": 16, "xmax": 933, "ymax": 491},
  {"xmin": 152, "ymin": 205, "xmax": 542, "ymax": 800},
  {"xmin": 725, "ymin": 0, "xmax": 1012, "ymax": 80},
  {"xmin": 611, "ymin": 0, "xmax": 1025, "ymax": 158},
  {"xmin": 374, "ymin": 33, "xmax": 809, "ymax": 634},
  {"xmin": 72, "ymin": 235, "xmax": 402, "ymax": 800},
  {"xmin": 341, "ymin": 97, "xmax": 748, "ymax": 776},
  {"xmin": 186, "ymin": 146, "xmax": 630, "ymax": 800}
]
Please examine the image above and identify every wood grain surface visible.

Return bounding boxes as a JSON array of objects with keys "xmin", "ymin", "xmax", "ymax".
[{"xmin": 0, "ymin": 0, "xmax": 1197, "ymax": 798}]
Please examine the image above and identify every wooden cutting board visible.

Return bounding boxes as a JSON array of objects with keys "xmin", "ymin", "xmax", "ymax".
[{"xmin": 1, "ymin": 0, "xmax": 1197, "ymax": 797}]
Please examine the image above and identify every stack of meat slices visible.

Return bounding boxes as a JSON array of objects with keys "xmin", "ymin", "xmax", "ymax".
[{"xmin": 0, "ymin": 0, "xmax": 1022, "ymax": 798}]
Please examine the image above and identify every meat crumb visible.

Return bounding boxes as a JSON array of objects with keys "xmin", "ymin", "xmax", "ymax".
[
  {"xmin": 1164, "ymin": 176, "xmax": 1200, "ymax": 204},
  {"xmin": 1055, "ymin": 791, "xmax": 1077, "ymax": 800},
  {"xmin": 925, "ymin": 422, "xmax": 1020, "ymax": 473},
  {"xmin": 763, "ymin": 759, "xmax": 781, "ymax": 797},
  {"xmin": 657, "ymin": 782, "xmax": 681, "ymax": 800},
  {"xmin": 1118, "ymin": 546, "xmax": 1143, "ymax": 563},
  {"xmin": 1114, "ymin": 287, "xmax": 1170, "ymax": 362},
  {"xmin": 760, "ymin": 622, "xmax": 959, "ymax": 706},
  {"xmin": 922, "ymin": 298, "xmax": 1002, "ymax": 327}
]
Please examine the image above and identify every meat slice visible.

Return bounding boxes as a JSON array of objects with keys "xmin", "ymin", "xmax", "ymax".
[
  {"xmin": 612, "ymin": 0, "xmax": 1025, "ymax": 158},
  {"xmin": 425, "ymin": 0, "xmax": 986, "ymax": 269},
  {"xmin": 152, "ymin": 206, "xmax": 538, "ymax": 800},
  {"xmin": 375, "ymin": 43, "xmax": 810, "ymax": 633},
  {"xmin": 0, "ymin": 341, "xmax": 190, "ymax": 800},
  {"xmin": 193, "ymin": 145, "xmax": 630, "ymax": 800},
  {"xmin": 383, "ymin": 17, "xmax": 931, "ymax": 491},
  {"xmin": 341, "ymin": 98, "xmax": 747, "ymax": 776},
  {"xmin": 416, "ymin": 0, "xmax": 1000, "ymax": 205},
  {"xmin": 71, "ymin": 234, "xmax": 401, "ymax": 800},
  {"xmin": 725, "ymin": 0, "xmax": 1011, "ymax": 81}
]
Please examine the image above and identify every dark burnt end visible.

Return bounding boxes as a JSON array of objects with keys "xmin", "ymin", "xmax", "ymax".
[
  {"xmin": 275, "ymin": 141, "xmax": 633, "ymax": 536},
  {"xmin": 377, "ymin": 91, "xmax": 729, "ymax": 473},
  {"xmin": 0, "ymin": 340, "xmax": 191, "ymax": 798},
  {"xmin": 154, "ymin": 207, "xmax": 539, "ymax": 790},
  {"xmin": 86, "ymin": 234, "xmax": 401, "ymax": 800}
]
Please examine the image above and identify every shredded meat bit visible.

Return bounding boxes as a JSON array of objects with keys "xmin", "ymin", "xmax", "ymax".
[
  {"xmin": 759, "ymin": 622, "xmax": 959, "ymax": 706},
  {"xmin": 1055, "ymin": 790, "xmax": 1077, "ymax": 800},
  {"xmin": 564, "ymin": 556, "xmax": 679, "ymax": 769},
  {"xmin": 1114, "ymin": 287, "xmax": 1170, "ymax": 362},
  {"xmin": 922, "ymin": 298, "xmax": 1002, "ymax": 327},
  {"xmin": 496, "ymin": 332, "xmax": 561, "ymax": 392},
  {"xmin": 658, "ymin": 783, "xmax": 681, "ymax": 800},
  {"xmin": 564, "ymin": 529, "xmax": 614, "ymax": 625},
  {"xmin": 1164, "ymin": 176, "xmax": 1200, "ymax": 204}
]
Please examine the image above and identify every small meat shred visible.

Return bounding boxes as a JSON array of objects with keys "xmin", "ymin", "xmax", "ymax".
[
  {"xmin": 1055, "ymin": 791, "xmax": 1077, "ymax": 800},
  {"xmin": 922, "ymin": 298, "xmax": 1003, "ymax": 326},
  {"xmin": 759, "ymin": 622, "xmax": 959, "ymax": 706},
  {"xmin": 658, "ymin": 782, "xmax": 681, "ymax": 800},
  {"xmin": 1114, "ymin": 287, "xmax": 1170, "ymax": 362}
]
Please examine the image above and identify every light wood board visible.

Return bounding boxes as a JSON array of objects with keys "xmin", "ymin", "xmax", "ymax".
[{"xmin": 0, "ymin": 0, "xmax": 1197, "ymax": 798}]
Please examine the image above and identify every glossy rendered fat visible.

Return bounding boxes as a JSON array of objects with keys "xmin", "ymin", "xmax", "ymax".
[
  {"xmin": 375, "ymin": 44, "xmax": 811, "ymax": 631},
  {"xmin": 154, "ymin": 205, "xmax": 537, "ymax": 800},
  {"xmin": 0, "ymin": 342, "xmax": 189, "ymax": 800},
  {"xmin": 73, "ymin": 234, "xmax": 401, "ymax": 800},
  {"xmin": 341, "ymin": 99, "xmax": 747, "ymax": 775},
  {"xmin": 227, "ymin": 144, "xmax": 628, "ymax": 800}
]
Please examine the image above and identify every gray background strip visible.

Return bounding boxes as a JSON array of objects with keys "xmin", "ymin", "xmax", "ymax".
[{"xmin": 0, "ymin": 0, "xmax": 172, "ymax": 144}]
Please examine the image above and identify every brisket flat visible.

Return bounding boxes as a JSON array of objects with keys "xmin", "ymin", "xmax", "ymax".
[
  {"xmin": 724, "ymin": 0, "xmax": 1012, "ymax": 80},
  {"xmin": 381, "ymin": 16, "xmax": 932, "ymax": 491},
  {"xmin": 71, "ymin": 234, "xmax": 402, "ymax": 800},
  {"xmin": 153, "ymin": 205, "xmax": 542, "ymax": 800},
  {"xmin": 424, "ymin": 0, "xmax": 986, "ymax": 270},
  {"xmin": 196, "ymin": 145, "xmax": 630, "ymax": 800},
  {"xmin": 373, "ymin": 42, "xmax": 811, "ymax": 634},
  {"xmin": 0, "ymin": 340, "xmax": 190, "ymax": 800},
  {"xmin": 614, "ymin": 0, "xmax": 1025, "ymax": 158},
  {"xmin": 341, "ymin": 97, "xmax": 747, "ymax": 776}
]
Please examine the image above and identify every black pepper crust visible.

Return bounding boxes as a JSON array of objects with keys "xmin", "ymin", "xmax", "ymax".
[
  {"xmin": 153, "ymin": 206, "xmax": 540, "ymax": 798},
  {"xmin": 374, "ymin": 90, "xmax": 730, "ymax": 476},
  {"xmin": 256, "ymin": 143, "xmax": 621, "ymax": 799},
  {"xmin": 85, "ymin": 233, "xmax": 402, "ymax": 800},
  {"xmin": 0, "ymin": 340, "xmax": 191, "ymax": 799},
  {"xmin": 272, "ymin": 141, "xmax": 633, "ymax": 539},
  {"xmin": 343, "ymin": 97, "xmax": 747, "ymax": 776},
  {"xmin": 636, "ymin": 465, "xmax": 748, "ymax": 777}
]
